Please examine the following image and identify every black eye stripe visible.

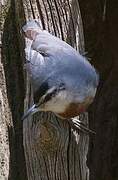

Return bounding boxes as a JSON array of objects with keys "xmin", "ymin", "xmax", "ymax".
[
  {"xmin": 34, "ymin": 82, "xmax": 65, "ymax": 105},
  {"xmin": 42, "ymin": 89, "xmax": 57, "ymax": 103},
  {"xmin": 34, "ymin": 82, "xmax": 49, "ymax": 103},
  {"xmin": 41, "ymin": 86, "xmax": 66, "ymax": 104}
]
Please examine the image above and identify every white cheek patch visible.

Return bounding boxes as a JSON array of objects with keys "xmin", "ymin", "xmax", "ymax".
[
  {"xmin": 44, "ymin": 90, "xmax": 71, "ymax": 113},
  {"xmin": 39, "ymin": 86, "xmax": 97, "ymax": 114}
]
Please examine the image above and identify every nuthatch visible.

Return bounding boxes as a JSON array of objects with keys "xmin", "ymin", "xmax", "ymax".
[{"xmin": 22, "ymin": 20, "xmax": 99, "ymax": 124}]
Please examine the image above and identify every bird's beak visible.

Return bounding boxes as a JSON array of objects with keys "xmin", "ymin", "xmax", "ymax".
[{"xmin": 21, "ymin": 104, "xmax": 38, "ymax": 121}]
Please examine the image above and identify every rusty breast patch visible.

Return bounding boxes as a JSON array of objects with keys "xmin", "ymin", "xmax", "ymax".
[{"xmin": 58, "ymin": 97, "xmax": 93, "ymax": 119}]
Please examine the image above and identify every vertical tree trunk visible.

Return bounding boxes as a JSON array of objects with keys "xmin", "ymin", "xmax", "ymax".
[
  {"xmin": 15, "ymin": 0, "xmax": 89, "ymax": 180},
  {"xmin": 1, "ymin": 0, "xmax": 27, "ymax": 179},
  {"xmin": 1, "ymin": 0, "xmax": 90, "ymax": 179},
  {"xmin": 0, "ymin": 1, "xmax": 10, "ymax": 179}
]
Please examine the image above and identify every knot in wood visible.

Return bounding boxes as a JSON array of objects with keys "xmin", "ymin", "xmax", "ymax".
[{"xmin": 34, "ymin": 122, "xmax": 59, "ymax": 153}]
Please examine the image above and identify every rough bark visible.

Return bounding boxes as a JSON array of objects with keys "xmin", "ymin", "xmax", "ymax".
[
  {"xmin": 15, "ymin": 0, "xmax": 89, "ymax": 180},
  {"xmin": 1, "ymin": 0, "xmax": 90, "ymax": 179},
  {"xmin": 1, "ymin": 0, "xmax": 27, "ymax": 179},
  {"xmin": 0, "ymin": 1, "xmax": 10, "ymax": 179}
]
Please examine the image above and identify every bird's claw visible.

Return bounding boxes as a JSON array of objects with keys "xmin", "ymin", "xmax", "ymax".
[{"xmin": 69, "ymin": 118, "xmax": 96, "ymax": 135}]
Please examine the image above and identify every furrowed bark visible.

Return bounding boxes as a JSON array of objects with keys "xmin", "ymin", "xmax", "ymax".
[
  {"xmin": 0, "ymin": 0, "xmax": 11, "ymax": 179},
  {"xmin": 15, "ymin": 0, "xmax": 89, "ymax": 179}
]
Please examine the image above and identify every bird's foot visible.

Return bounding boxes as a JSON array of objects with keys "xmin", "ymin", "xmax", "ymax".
[{"xmin": 68, "ymin": 118, "xmax": 96, "ymax": 135}]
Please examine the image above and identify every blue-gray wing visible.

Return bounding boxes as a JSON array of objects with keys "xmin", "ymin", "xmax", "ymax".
[
  {"xmin": 25, "ymin": 39, "xmax": 49, "ymax": 91},
  {"xmin": 25, "ymin": 32, "xmax": 99, "ymax": 103}
]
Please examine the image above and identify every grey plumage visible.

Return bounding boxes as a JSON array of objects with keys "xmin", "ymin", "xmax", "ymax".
[{"xmin": 22, "ymin": 19, "xmax": 99, "ymax": 121}]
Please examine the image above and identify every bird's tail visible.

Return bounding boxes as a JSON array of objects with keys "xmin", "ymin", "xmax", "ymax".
[
  {"xmin": 22, "ymin": 19, "xmax": 42, "ymax": 40},
  {"xmin": 22, "ymin": 19, "xmax": 42, "ymax": 32}
]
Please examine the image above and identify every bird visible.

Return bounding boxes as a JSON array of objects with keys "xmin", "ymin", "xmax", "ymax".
[{"xmin": 22, "ymin": 19, "xmax": 99, "ymax": 133}]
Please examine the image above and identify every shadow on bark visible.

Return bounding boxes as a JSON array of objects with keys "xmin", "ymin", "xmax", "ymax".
[{"xmin": 1, "ymin": 1, "xmax": 27, "ymax": 179}]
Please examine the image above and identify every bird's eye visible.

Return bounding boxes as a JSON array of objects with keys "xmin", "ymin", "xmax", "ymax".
[
  {"xmin": 59, "ymin": 83, "xmax": 65, "ymax": 90},
  {"xmin": 42, "ymin": 89, "xmax": 57, "ymax": 104},
  {"xmin": 40, "ymin": 84, "xmax": 65, "ymax": 105},
  {"xmin": 34, "ymin": 82, "xmax": 49, "ymax": 104},
  {"xmin": 34, "ymin": 82, "xmax": 65, "ymax": 107}
]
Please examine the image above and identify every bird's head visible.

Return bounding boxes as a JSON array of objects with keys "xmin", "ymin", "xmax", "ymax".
[
  {"xmin": 21, "ymin": 83, "xmax": 96, "ymax": 120},
  {"xmin": 21, "ymin": 84, "xmax": 67, "ymax": 120}
]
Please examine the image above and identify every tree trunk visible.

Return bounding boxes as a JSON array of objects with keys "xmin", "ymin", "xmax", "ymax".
[
  {"xmin": 0, "ymin": 1, "xmax": 11, "ymax": 179},
  {"xmin": 1, "ymin": 0, "xmax": 27, "ymax": 179},
  {"xmin": 1, "ymin": 0, "xmax": 90, "ymax": 179},
  {"xmin": 17, "ymin": 0, "xmax": 89, "ymax": 180}
]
